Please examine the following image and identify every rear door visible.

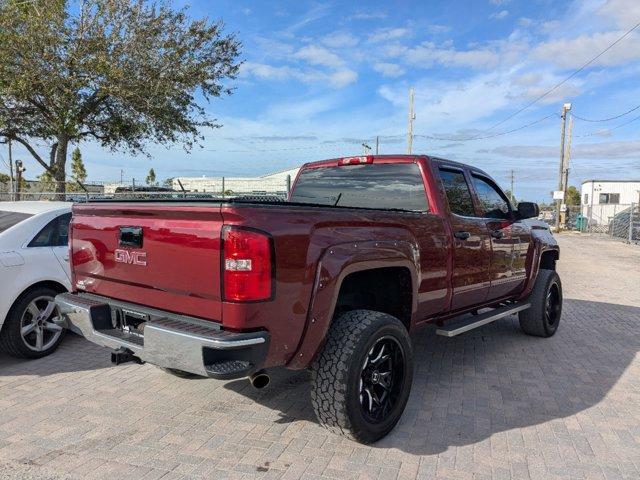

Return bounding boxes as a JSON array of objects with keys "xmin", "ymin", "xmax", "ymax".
[
  {"xmin": 437, "ymin": 167, "xmax": 492, "ymax": 311},
  {"xmin": 71, "ymin": 203, "xmax": 224, "ymax": 320}
]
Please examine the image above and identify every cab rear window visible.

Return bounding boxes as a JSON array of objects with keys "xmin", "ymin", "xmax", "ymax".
[
  {"xmin": 0, "ymin": 211, "xmax": 33, "ymax": 233},
  {"xmin": 290, "ymin": 163, "xmax": 428, "ymax": 211}
]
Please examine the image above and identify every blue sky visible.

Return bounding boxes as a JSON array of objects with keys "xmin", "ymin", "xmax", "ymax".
[{"xmin": 7, "ymin": 0, "xmax": 640, "ymax": 201}]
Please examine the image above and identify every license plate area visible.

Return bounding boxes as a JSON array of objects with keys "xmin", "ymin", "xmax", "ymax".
[{"xmin": 110, "ymin": 306, "xmax": 147, "ymax": 339}]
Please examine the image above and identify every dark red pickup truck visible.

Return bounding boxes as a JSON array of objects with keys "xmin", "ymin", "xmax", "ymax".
[{"xmin": 56, "ymin": 154, "xmax": 561, "ymax": 443}]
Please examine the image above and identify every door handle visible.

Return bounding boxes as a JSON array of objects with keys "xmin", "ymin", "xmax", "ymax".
[
  {"xmin": 454, "ymin": 231, "xmax": 471, "ymax": 240},
  {"xmin": 490, "ymin": 230, "xmax": 504, "ymax": 239}
]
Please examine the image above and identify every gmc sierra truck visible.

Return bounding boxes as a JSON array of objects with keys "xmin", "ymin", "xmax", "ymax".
[{"xmin": 55, "ymin": 155, "xmax": 561, "ymax": 443}]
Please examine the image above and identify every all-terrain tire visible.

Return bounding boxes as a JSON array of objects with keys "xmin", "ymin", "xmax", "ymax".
[
  {"xmin": 0, "ymin": 286, "xmax": 66, "ymax": 359},
  {"xmin": 310, "ymin": 310, "xmax": 414, "ymax": 443},
  {"xmin": 519, "ymin": 269, "xmax": 563, "ymax": 337}
]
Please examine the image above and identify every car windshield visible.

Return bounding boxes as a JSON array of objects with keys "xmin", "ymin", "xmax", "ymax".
[{"xmin": 0, "ymin": 211, "xmax": 33, "ymax": 234}]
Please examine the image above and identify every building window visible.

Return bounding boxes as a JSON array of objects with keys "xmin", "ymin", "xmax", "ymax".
[
  {"xmin": 599, "ymin": 193, "xmax": 620, "ymax": 204},
  {"xmin": 583, "ymin": 193, "xmax": 588, "ymax": 205}
]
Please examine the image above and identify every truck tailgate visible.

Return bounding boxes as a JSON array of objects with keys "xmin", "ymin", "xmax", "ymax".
[{"xmin": 71, "ymin": 203, "xmax": 223, "ymax": 321}]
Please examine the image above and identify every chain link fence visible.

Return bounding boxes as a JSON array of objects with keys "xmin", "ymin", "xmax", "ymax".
[
  {"xmin": 567, "ymin": 203, "xmax": 639, "ymax": 244},
  {"xmin": 0, "ymin": 176, "xmax": 292, "ymax": 202}
]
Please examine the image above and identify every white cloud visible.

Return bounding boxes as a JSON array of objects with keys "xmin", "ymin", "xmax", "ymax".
[
  {"xmin": 329, "ymin": 69, "xmax": 358, "ymax": 88},
  {"xmin": 373, "ymin": 62, "xmax": 405, "ymax": 78},
  {"xmin": 534, "ymin": 31, "xmax": 640, "ymax": 69},
  {"xmin": 489, "ymin": 141, "xmax": 640, "ymax": 159},
  {"xmin": 368, "ymin": 27, "xmax": 410, "ymax": 43},
  {"xmin": 294, "ymin": 45, "xmax": 345, "ymax": 68},
  {"xmin": 241, "ymin": 62, "xmax": 356, "ymax": 89},
  {"xmin": 398, "ymin": 42, "xmax": 501, "ymax": 69},
  {"xmin": 598, "ymin": 0, "xmax": 640, "ymax": 28},
  {"xmin": 489, "ymin": 10, "xmax": 509, "ymax": 20},
  {"xmin": 321, "ymin": 32, "xmax": 359, "ymax": 49},
  {"xmin": 426, "ymin": 24, "xmax": 452, "ymax": 34},
  {"xmin": 348, "ymin": 11, "xmax": 387, "ymax": 20}
]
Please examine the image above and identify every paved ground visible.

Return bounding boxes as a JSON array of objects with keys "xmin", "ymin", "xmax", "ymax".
[{"xmin": 0, "ymin": 234, "xmax": 639, "ymax": 480}]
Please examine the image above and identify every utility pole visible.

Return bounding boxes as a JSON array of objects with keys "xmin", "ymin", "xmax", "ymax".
[
  {"xmin": 362, "ymin": 142, "xmax": 371, "ymax": 155},
  {"xmin": 509, "ymin": 170, "xmax": 515, "ymax": 205},
  {"xmin": 555, "ymin": 102, "xmax": 571, "ymax": 232},
  {"xmin": 562, "ymin": 114, "xmax": 573, "ymax": 205},
  {"xmin": 8, "ymin": 138, "xmax": 14, "ymax": 201},
  {"xmin": 375, "ymin": 136, "xmax": 379, "ymax": 155},
  {"xmin": 407, "ymin": 87, "xmax": 415, "ymax": 154},
  {"xmin": 15, "ymin": 160, "xmax": 25, "ymax": 202}
]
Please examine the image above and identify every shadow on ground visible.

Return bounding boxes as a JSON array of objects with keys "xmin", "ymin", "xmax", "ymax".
[
  {"xmin": 224, "ymin": 299, "xmax": 640, "ymax": 454},
  {"xmin": 0, "ymin": 333, "xmax": 112, "ymax": 376}
]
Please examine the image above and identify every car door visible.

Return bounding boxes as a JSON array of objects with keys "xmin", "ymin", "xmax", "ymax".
[
  {"xmin": 469, "ymin": 174, "xmax": 523, "ymax": 299},
  {"xmin": 51, "ymin": 213, "xmax": 72, "ymax": 281},
  {"xmin": 437, "ymin": 166, "xmax": 492, "ymax": 311},
  {"xmin": 27, "ymin": 213, "xmax": 72, "ymax": 284}
]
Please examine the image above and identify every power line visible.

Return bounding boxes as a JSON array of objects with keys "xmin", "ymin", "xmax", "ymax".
[
  {"xmin": 572, "ymin": 103, "xmax": 640, "ymax": 122},
  {"xmin": 574, "ymin": 112, "xmax": 640, "ymax": 137},
  {"xmin": 413, "ymin": 113, "xmax": 558, "ymax": 142},
  {"xmin": 476, "ymin": 20, "xmax": 640, "ymax": 136}
]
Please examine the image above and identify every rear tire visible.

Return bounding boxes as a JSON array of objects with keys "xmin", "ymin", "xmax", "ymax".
[
  {"xmin": 311, "ymin": 310, "xmax": 413, "ymax": 444},
  {"xmin": 0, "ymin": 287, "xmax": 66, "ymax": 359},
  {"xmin": 519, "ymin": 269, "xmax": 562, "ymax": 337}
]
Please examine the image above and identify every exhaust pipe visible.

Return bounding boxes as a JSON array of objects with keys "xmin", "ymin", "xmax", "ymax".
[{"xmin": 249, "ymin": 370, "xmax": 270, "ymax": 389}]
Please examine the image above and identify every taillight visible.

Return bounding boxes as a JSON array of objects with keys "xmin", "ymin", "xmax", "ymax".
[
  {"xmin": 222, "ymin": 227, "xmax": 273, "ymax": 302},
  {"xmin": 338, "ymin": 155, "xmax": 374, "ymax": 166}
]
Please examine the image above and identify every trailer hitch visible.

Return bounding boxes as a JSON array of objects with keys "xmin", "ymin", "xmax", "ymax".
[{"xmin": 111, "ymin": 347, "xmax": 144, "ymax": 366}]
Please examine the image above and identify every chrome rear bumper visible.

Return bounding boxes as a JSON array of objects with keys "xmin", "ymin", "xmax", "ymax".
[{"xmin": 55, "ymin": 292, "xmax": 268, "ymax": 379}]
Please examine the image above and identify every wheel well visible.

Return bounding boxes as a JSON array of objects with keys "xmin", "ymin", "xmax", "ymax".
[
  {"xmin": 540, "ymin": 250, "xmax": 558, "ymax": 271},
  {"xmin": 333, "ymin": 267, "xmax": 412, "ymax": 329}
]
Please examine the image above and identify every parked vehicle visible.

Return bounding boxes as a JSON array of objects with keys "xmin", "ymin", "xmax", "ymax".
[
  {"xmin": 56, "ymin": 155, "xmax": 561, "ymax": 443},
  {"xmin": 0, "ymin": 202, "xmax": 72, "ymax": 358}
]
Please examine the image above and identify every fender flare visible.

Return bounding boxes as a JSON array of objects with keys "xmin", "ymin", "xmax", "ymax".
[
  {"xmin": 518, "ymin": 237, "xmax": 559, "ymax": 301},
  {"xmin": 286, "ymin": 239, "xmax": 419, "ymax": 369}
]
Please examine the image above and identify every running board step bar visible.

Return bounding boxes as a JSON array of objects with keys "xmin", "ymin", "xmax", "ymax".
[{"xmin": 436, "ymin": 302, "xmax": 531, "ymax": 337}]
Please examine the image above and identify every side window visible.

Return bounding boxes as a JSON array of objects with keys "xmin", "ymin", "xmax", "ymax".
[
  {"xmin": 55, "ymin": 213, "xmax": 72, "ymax": 247},
  {"xmin": 28, "ymin": 213, "xmax": 71, "ymax": 248},
  {"xmin": 471, "ymin": 175, "xmax": 512, "ymax": 220},
  {"xmin": 438, "ymin": 169, "xmax": 476, "ymax": 217}
]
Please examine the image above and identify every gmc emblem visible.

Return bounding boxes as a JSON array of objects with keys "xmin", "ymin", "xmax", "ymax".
[{"xmin": 114, "ymin": 249, "xmax": 147, "ymax": 266}]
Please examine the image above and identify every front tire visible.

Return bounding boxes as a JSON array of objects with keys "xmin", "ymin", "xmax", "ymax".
[
  {"xmin": 519, "ymin": 269, "xmax": 563, "ymax": 337},
  {"xmin": 311, "ymin": 310, "xmax": 414, "ymax": 443},
  {"xmin": 0, "ymin": 287, "xmax": 66, "ymax": 359}
]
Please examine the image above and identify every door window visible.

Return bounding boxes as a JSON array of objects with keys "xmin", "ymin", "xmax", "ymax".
[
  {"xmin": 471, "ymin": 175, "xmax": 512, "ymax": 220},
  {"xmin": 438, "ymin": 169, "xmax": 476, "ymax": 217},
  {"xmin": 28, "ymin": 213, "xmax": 72, "ymax": 247}
]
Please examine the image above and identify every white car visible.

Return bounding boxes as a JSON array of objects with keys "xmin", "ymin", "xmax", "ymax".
[{"xmin": 0, "ymin": 202, "xmax": 72, "ymax": 358}]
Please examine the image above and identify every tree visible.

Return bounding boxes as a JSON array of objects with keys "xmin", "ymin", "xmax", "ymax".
[
  {"xmin": 0, "ymin": 172, "xmax": 9, "ymax": 184},
  {"xmin": 566, "ymin": 185, "xmax": 581, "ymax": 206},
  {"xmin": 70, "ymin": 147, "xmax": 87, "ymax": 184},
  {"xmin": 504, "ymin": 189, "xmax": 517, "ymax": 205},
  {"xmin": 0, "ymin": 0, "xmax": 241, "ymax": 194},
  {"xmin": 37, "ymin": 171, "xmax": 56, "ymax": 192},
  {"xmin": 146, "ymin": 168, "xmax": 156, "ymax": 186},
  {"xmin": 162, "ymin": 177, "xmax": 174, "ymax": 189}
]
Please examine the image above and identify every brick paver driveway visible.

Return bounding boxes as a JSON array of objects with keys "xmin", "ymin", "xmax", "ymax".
[{"xmin": 1, "ymin": 234, "xmax": 639, "ymax": 480}]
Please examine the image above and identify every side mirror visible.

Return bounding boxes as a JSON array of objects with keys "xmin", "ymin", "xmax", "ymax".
[{"xmin": 517, "ymin": 201, "xmax": 539, "ymax": 219}]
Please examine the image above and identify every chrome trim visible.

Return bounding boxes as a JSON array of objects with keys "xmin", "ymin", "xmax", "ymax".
[
  {"xmin": 55, "ymin": 292, "xmax": 267, "ymax": 377},
  {"xmin": 436, "ymin": 302, "xmax": 531, "ymax": 337}
]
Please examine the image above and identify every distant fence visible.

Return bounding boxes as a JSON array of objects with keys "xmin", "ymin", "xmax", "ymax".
[{"xmin": 567, "ymin": 203, "xmax": 639, "ymax": 244}]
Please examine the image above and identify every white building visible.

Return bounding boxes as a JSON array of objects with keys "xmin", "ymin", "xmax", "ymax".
[
  {"xmin": 172, "ymin": 167, "xmax": 300, "ymax": 196},
  {"xmin": 581, "ymin": 179, "xmax": 640, "ymax": 225}
]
